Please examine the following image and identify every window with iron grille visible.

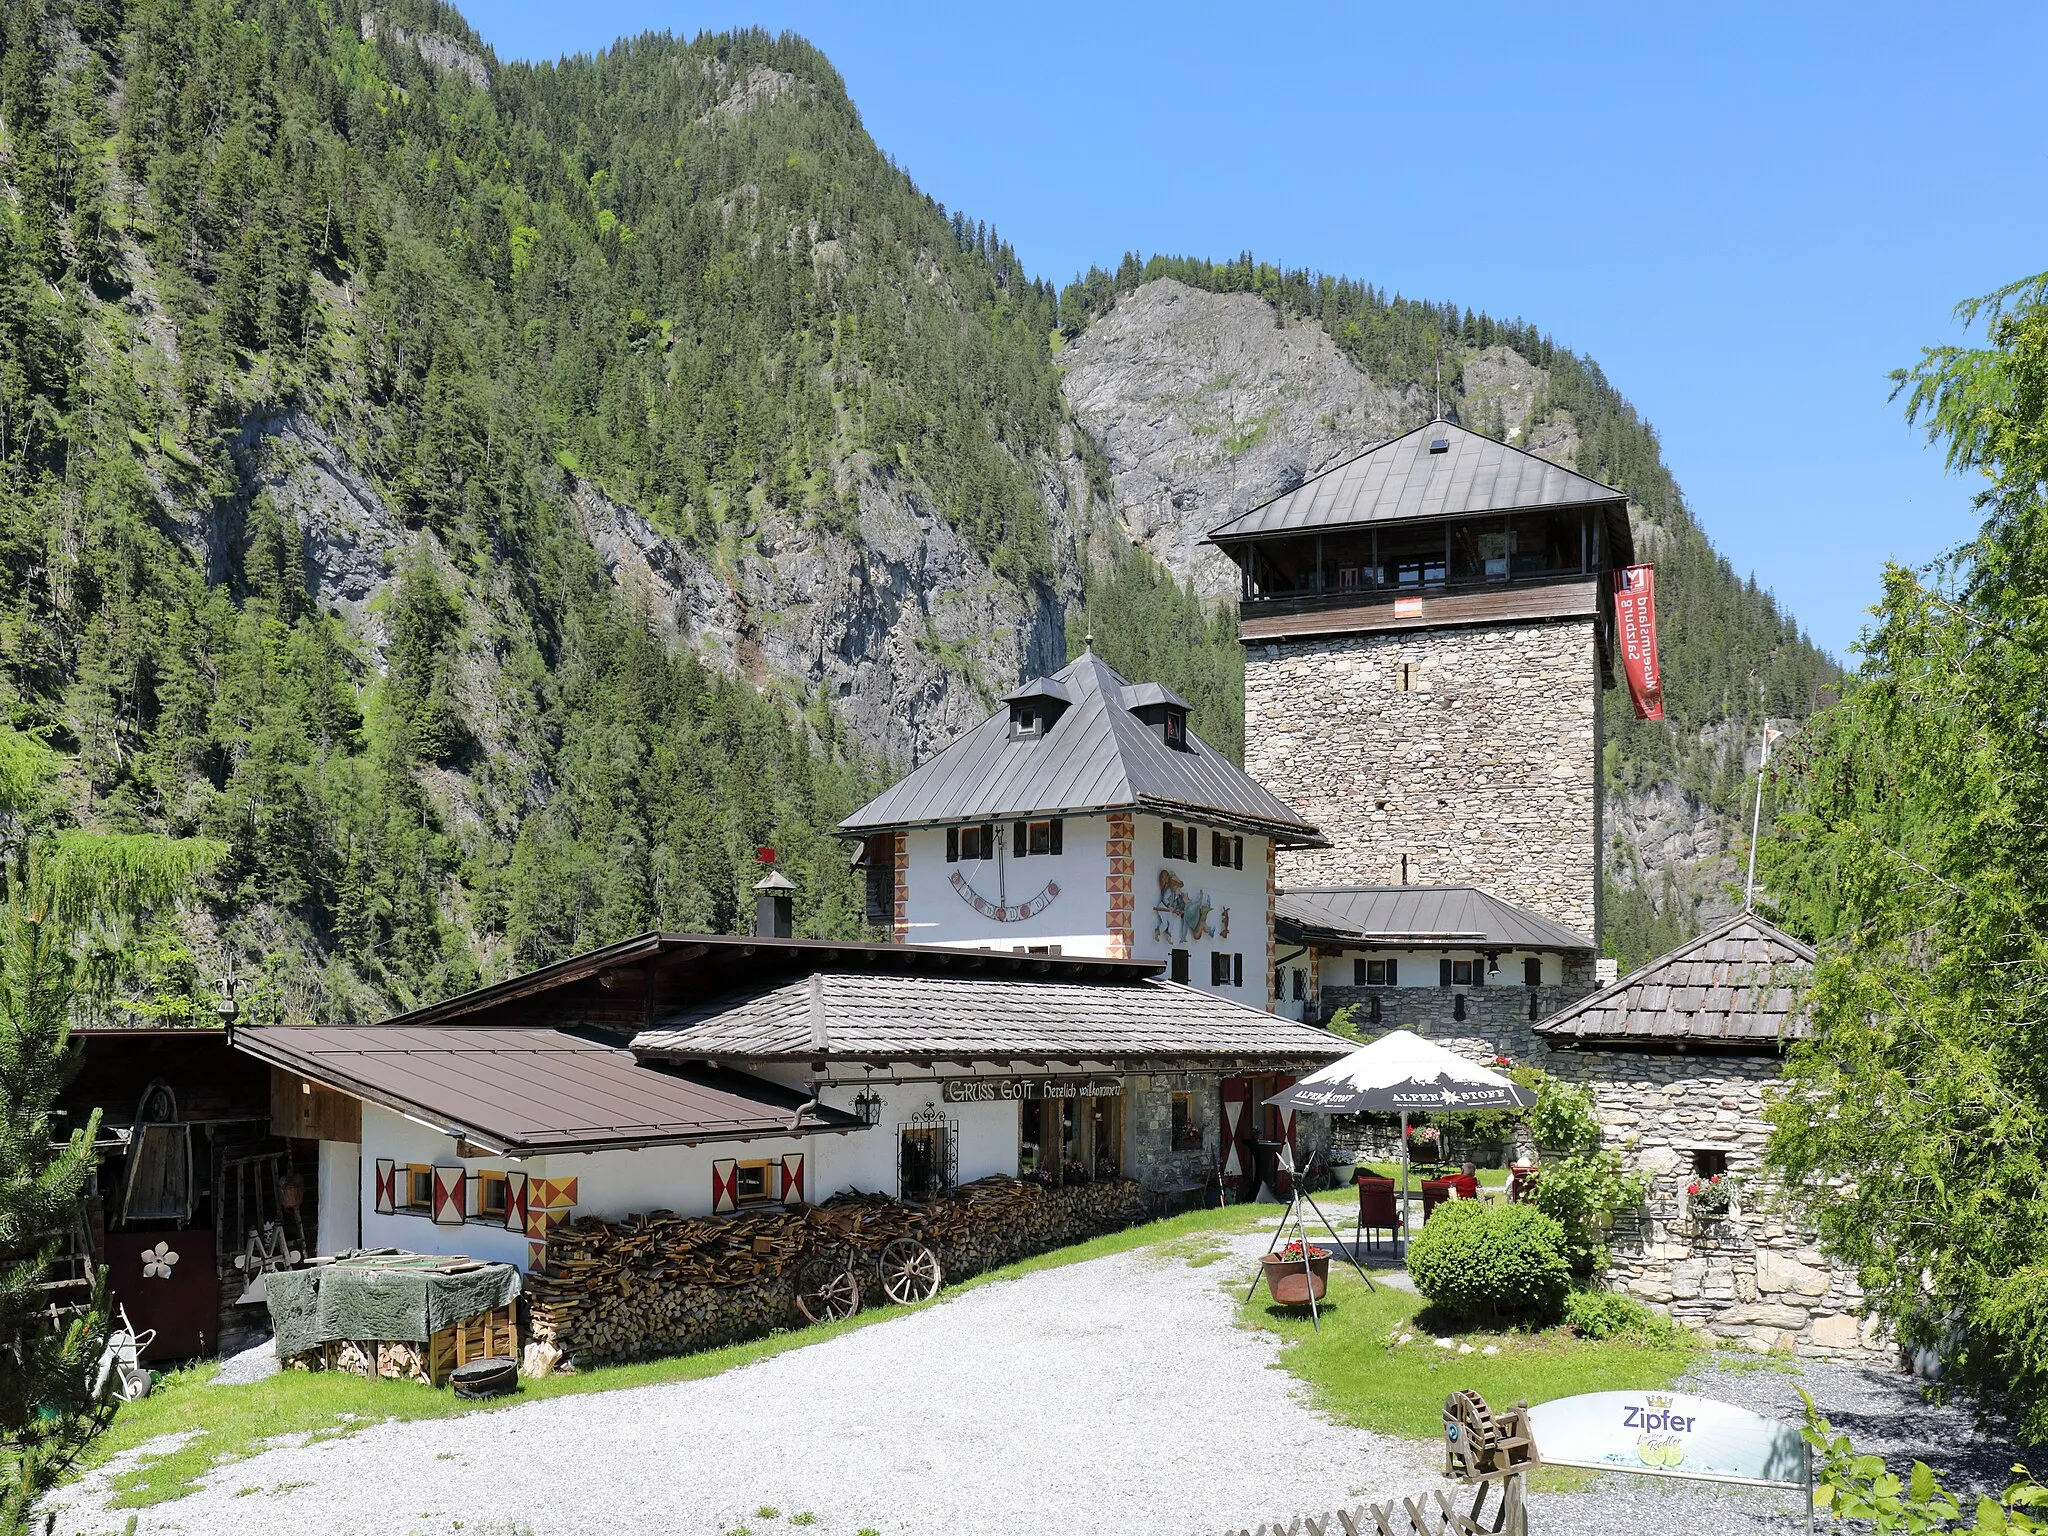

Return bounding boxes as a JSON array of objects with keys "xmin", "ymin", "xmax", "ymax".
[
  {"xmin": 898, "ymin": 1107, "xmax": 958, "ymax": 1201},
  {"xmin": 1290, "ymin": 968, "xmax": 1305, "ymax": 1001}
]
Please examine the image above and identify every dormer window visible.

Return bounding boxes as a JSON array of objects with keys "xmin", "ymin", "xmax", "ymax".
[
  {"xmin": 1010, "ymin": 706, "xmax": 1044, "ymax": 740},
  {"xmin": 1162, "ymin": 709, "xmax": 1187, "ymax": 750},
  {"xmin": 1004, "ymin": 678, "xmax": 1073, "ymax": 740}
]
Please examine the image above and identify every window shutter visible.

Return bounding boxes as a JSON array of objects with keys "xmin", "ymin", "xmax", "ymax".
[
  {"xmin": 1013, "ymin": 821, "xmax": 1027, "ymax": 857},
  {"xmin": 981, "ymin": 822, "xmax": 996, "ymax": 856},
  {"xmin": 1049, "ymin": 818, "xmax": 1063, "ymax": 855},
  {"xmin": 1161, "ymin": 821, "xmax": 1172, "ymax": 859},
  {"xmin": 1472, "ymin": 959, "xmax": 1486, "ymax": 987},
  {"xmin": 946, "ymin": 827, "xmax": 959, "ymax": 862},
  {"xmin": 1524, "ymin": 957, "xmax": 1542, "ymax": 987},
  {"xmin": 1387, "ymin": 957, "xmax": 1399, "ymax": 987},
  {"xmin": 1234, "ymin": 836, "xmax": 1244, "ymax": 870},
  {"xmin": 780, "ymin": 1153, "xmax": 805, "ymax": 1203},
  {"xmin": 711, "ymin": 1158, "xmax": 738, "ymax": 1215},
  {"xmin": 374, "ymin": 1158, "xmax": 396, "ymax": 1216},
  {"xmin": 1170, "ymin": 948, "xmax": 1189, "ymax": 983},
  {"xmin": 504, "ymin": 1171, "xmax": 529, "ymax": 1233},
  {"xmin": 1440, "ymin": 957, "xmax": 1454, "ymax": 988},
  {"xmin": 1186, "ymin": 825, "xmax": 1198, "ymax": 859},
  {"xmin": 1232, "ymin": 953, "xmax": 1243, "ymax": 987},
  {"xmin": 431, "ymin": 1165, "xmax": 466, "ymax": 1226},
  {"xmin": 1353, "ymin": 959, "xmax": 1368, "ymax": 987}
]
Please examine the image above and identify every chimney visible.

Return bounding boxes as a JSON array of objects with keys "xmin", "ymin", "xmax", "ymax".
[{"xmin": 753, "ymin": 868, "xmax": 796, "ymax": 938}]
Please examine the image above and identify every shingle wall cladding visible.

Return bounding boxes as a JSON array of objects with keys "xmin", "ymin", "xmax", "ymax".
[
  {"xmin": 1245, "ymin": 621, "xmax": 1601, "ymax": 937},
  {"xmin": 1544, "ymin": 1047, "xmax": 1886, "ymax": 1361}
]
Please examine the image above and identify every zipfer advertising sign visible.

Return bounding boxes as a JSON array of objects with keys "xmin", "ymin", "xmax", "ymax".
[{"xmin": 1527, "ymin": 1390, "xmax": 1808, "ymax": 1488}]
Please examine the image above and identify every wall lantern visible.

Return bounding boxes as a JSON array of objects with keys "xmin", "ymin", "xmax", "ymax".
[
  {"xmin": 1486, "ymin": 952, "xmax": 1501, "ymax": 975},
  {"xmin": 853, "ymin": 1087, "xmax": 883, "ymax": 1126}
]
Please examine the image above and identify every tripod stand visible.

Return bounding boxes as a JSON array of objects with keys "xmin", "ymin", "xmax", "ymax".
[{"xmin": 1245, "ymin": 1145, "xmax": 1375, "ymax": 1331}]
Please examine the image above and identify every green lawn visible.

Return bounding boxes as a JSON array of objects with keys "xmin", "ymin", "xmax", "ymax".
[
  {"xmin": 1239, "ymin": 1266, "xmax": 1699, "ymax": 1441},
  {"xmin": 78, "ymin": 1204, "xmax": 1271, "ymax": 1509}
]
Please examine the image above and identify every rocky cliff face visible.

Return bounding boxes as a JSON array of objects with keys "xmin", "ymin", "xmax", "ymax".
[{"xmin": 1058, "ymin": 279, "xmax": 1414, "ymax": 595}]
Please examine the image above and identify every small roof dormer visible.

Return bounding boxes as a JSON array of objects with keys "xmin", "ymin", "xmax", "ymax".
[
  {"xmin": 1003, "ymin": 676, "xmax": 1073, "ymax": 740},
  {"xmin": 1119, "ymin": 680, "xmax": 1193, "ymax": 752}
]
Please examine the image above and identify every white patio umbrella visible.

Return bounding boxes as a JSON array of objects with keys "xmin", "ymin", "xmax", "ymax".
[{"xmin": 1266, "ymin": 1030, "xmax": 1534, "ymax": 1252}]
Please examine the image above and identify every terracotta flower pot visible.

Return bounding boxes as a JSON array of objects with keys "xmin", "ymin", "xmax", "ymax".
[{"xmin": 1260, "ymin": 1251, "xmax": 1330, "ymax": 1306}]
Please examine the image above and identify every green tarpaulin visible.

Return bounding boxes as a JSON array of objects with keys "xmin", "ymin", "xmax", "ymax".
[{"xmin": 265, "ymin": 1250, "xmax": 522, "ymax": 1359}]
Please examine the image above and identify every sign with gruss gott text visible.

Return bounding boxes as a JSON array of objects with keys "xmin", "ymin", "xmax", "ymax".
[{"xmin": 940, "ymin": 1077, "xmax": 1122, "ymax": 1104}]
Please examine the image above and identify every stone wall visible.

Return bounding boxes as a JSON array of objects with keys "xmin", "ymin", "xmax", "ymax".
[
  {"xmin": 1544, "ymin": 1046, "xmax": 1886, "ymax": 1361},
  {"xmin": 1123, "ymin": 1071, "xmax": 1333, "ymax": 1193},
  {"xmin": 1245, "ymin": 620, "xmax": 1602, "ymax": 937},
  {"xmin": 1319, "ymin": 983, "xmax": 1587, "ymax": 1064}
]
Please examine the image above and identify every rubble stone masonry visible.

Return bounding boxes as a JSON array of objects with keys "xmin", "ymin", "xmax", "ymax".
[
  {"xmin": 1245, "ymin": 620, "xmax": 1602, "ymax": 937},
  {"xmin": 1544, "ymin": 1047, "xmax": 1887, "ymax": 1361}
]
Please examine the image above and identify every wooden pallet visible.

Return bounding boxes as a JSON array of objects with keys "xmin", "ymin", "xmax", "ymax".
[{"xmin": 427, "ymin": 1303, "xmax": 517, "ymax": 1387}]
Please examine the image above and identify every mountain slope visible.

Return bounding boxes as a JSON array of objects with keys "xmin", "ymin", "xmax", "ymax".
[{"xmin": 0, "ymin": 0, "xmax": 1834, "ymax": 1018}]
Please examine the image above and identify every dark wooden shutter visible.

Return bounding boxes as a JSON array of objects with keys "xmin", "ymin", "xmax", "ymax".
[
  {"xmin": 1013, "ymin": 820, "xmax": 1027, "ymax": 857},
  {"xmin": 1170, "ymin": 948, "xmax": 1190, "ymax": 983},
  {"xmin": 1524, "ymin": 957, "xmax": 1542, "ymax": 987},
  {"xmin": 946, "ymin": 827, "xmax": 959, "ymax": 862},
  {"xmin": 1440, "ymin": 957, "xmax": 1453, "ymax": 987},
  {"xmin": 1388, "ymin": 957, "xmax": 1399, "ymax": 987},
  {"xmin": 981, "ymin": 822, "xmax": 996, "ymax": 856},
  {"xmin": 1049, "ymin": 818, "xmax": 1063, "ymax": 855},
  {"xmin": 1161, "ymin": 821, "xmax": 1173, "ymax": 858},
  {"xmin": 1232, "ymin": 953, "xmax": 1243, "ymax": 987},
  {"xmin": 1354, "ymin": 958, "xmax": 1369, "ymax": 986},
  {"xmin": 1472, "ymin": 959, "xmax": 1486, "ymax": 987},
  {"xmin": 1233, "ymin": 836, "xmax": 1244, "ymax": 870}
]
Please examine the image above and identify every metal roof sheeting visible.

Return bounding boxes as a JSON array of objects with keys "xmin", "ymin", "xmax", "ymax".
[
  {"xmin": 235, "ymin": 1025, "xmax": 864, "ymax": 1154},
  {"xmin": 1534, "ymin": 913, "xmax": 1815, "ymax": 1048},
  {"xmin": 1276, "ymin": 887, "xmax": 1595, "ymax": 952},
  {"xmin": 634, "ymin": 972, "xmax": 1351, "ymax": 1066},
  {"xmin": 840, "ymin": 651, "xmax": 1325, "ymax": 844},
  {"xmin": 1206, "ymin": 419, "xmax": 1625, "ymax": 541}
]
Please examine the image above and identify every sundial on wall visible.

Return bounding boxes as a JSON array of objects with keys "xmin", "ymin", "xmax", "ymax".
[{"xmin": 949, "ymin": 847, "xmax": 1060, "ymax": 924}]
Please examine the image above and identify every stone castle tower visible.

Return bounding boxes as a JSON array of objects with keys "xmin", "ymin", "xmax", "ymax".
[{"xmin": 1208, "ymin": 419, "xmax": 1632, "ymax": 941}]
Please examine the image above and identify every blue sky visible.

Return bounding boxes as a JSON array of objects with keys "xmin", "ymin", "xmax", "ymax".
[{"xmin": 462, "ymin": 0, "xmax": 2047, "ymax": 660}]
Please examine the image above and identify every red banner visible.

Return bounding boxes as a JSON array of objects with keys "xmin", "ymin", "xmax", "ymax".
[{"xmin": 1615, "ymin": 564, "xmax": 1665, "ymax": 721}]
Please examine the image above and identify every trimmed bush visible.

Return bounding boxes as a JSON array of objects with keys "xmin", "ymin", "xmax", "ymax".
[
  {"xmin": 1563, "ymin": 1287, "xmax": 1675, "ymax": 1341},
  {"xmin": 1407, "ymin": 1200, "xmax": 1570, "ymax": 1326}
]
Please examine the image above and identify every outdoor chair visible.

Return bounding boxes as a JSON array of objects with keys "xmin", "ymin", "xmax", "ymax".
[
  {"xmin": 1355, "ymin": 1176, "xmax": 1399, "ymax": 1247},
  {"xmin": 1420, "ymin": 1178, "xmax": 1459, "ymax": 1221}
]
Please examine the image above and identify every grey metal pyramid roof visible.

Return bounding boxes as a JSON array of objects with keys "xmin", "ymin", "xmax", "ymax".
[
  {"xmin": 1535, "ymin": 912, "xmax": 1815, "ymax": 1049},
  {"xmin": 1206, "ymin": 419, "xmax": 1627, "ymax": 542},
  {"xmin": 840, "ymin": 651, "xmax": 1327, "ymax": 845},
  {"xmin": 1276, "ymin": 886, "xmax": 1595, "ymax": 952}
]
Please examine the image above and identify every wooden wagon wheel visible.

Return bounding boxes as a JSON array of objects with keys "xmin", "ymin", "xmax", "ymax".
[
  {"xmin": 791, "ymin": 1255, "xmax": 861, "ymax": 1324},
  {"xmin": 877, "ymin": 1238, "xmax": 943, "ymax": 1304}
]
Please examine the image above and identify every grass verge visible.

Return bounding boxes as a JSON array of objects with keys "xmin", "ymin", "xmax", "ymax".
[
  {"xmin": 77, "ymin": 1203, "xmax": 1271, "ymax": 1509},
  {"xmin": 1239, "ymin": 1266, "xmax": 1699, "ymax": 1442}
]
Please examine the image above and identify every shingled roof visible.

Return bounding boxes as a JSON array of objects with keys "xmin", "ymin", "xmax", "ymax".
[
  {"xmin": 1277, "ymin": 886, "xmax": 1594, "ymax": 952},
  {"xmin": 1534, "ymin": 913, "xmax": 1815, "ymax": 1050},
  {"xmin": 1205, "ymin": 418, "xmax": 1632, "ymax": 548},
  {"xmin": 633, "ymin": 972, "xmax": 1349, "ymax": 1069},
  {"xmin": 839, "ymin": 649, "xmax": 1326, "ymax": 845}
]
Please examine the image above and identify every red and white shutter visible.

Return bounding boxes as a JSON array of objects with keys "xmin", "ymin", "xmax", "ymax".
[
  {"xmin": 374, "ymin": 1159, "xmax": 397, "ymax": 1215},
  {"xmin": 504, "ymin": 1170, "xmax": 529, "ymax": 1233},
  {"xmin": 711, "ymin": 1159, "xmax": 738, "ymax": 1215},
  {"xmin": 779, "ymin": 1154, "xmax": 805, "ymax": 1203},
  {"xmin": 1220, "ymin": 1078, "xmax": 1251, "ymax": 1179},
  {"xmin": 431, "ymin": 1165, "xmax": 467, "ymax": 1226},
  {"xmin": 1273, "ymin": 1075, "xmax": 1299, "ymax": 1157}
]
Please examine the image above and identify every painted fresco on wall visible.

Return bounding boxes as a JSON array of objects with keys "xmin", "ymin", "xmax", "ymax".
[{"xmin": 1152, "ymin": 869, "xmax": 1228, "ymax": 943}]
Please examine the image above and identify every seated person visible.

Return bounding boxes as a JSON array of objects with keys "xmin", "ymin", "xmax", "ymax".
[{"xmin": 1450, "ymin": 1161, "xmax": 1482, "ymax": 1201}]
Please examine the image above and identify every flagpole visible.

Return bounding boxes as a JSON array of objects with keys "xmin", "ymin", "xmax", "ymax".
[{"xmin": 1743, "ymin": 717, "xmax": 1774, "ymax": 910}]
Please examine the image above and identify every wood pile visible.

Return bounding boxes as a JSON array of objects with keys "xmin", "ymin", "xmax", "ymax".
[{"xmin": 527, "ymin": 1175, "xmax": 1147, "ymax": 1366}]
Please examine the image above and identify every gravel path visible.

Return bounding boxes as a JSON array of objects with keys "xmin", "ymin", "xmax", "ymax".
[
  {"xmin": 47, "ymin": 1224, "xmax": 2018, "ymax": 1536},
  {"xmin": 49, "ymin": 1226, "xmax": 1437, "ymax": 1536}
]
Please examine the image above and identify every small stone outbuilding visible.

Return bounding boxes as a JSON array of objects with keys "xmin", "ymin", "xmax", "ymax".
[{"xmin": 1535, "ymin": 913, "xmax": 1884, "ymax": 1361}]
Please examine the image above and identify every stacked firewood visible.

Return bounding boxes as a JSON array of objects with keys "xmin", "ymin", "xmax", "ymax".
[{"xmin": 526, "ymin": 1176, "xmax": 1146, "ymax": 1366}]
